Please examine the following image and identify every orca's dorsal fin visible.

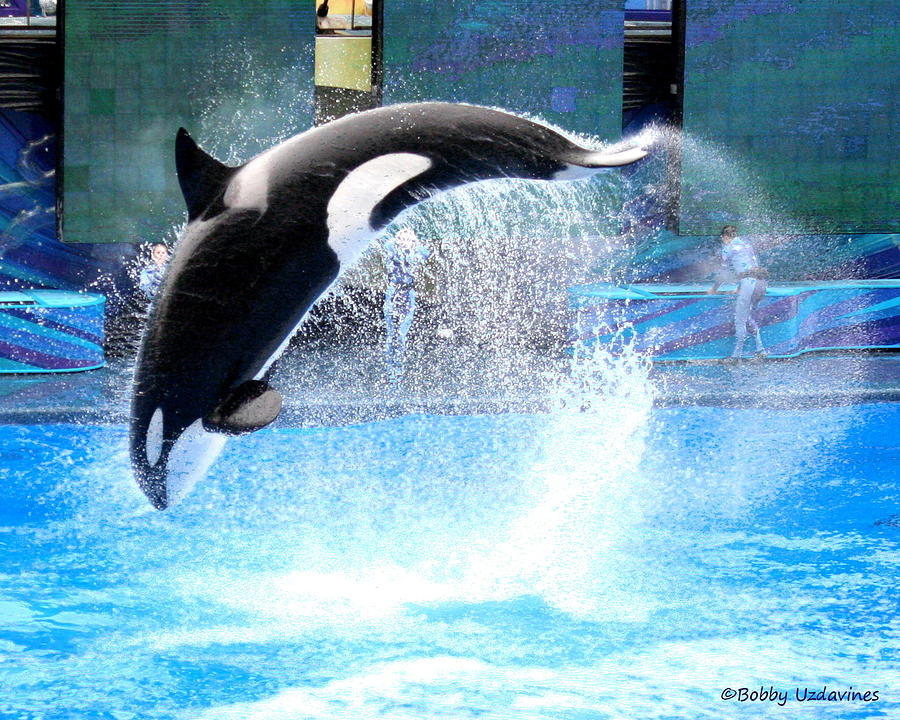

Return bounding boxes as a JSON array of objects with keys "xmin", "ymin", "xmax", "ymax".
[
  {"xmin": 175, "ymin": 128, "xmax": 237, "ymax": 221},
  {"xmin": 202, "ymin": 380, "xmax": 283, "ymax": 436}
]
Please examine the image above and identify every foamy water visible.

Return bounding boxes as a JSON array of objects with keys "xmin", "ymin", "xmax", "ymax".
[{"xmin": 2, "ymin": 336, "xmax": 897, "ymax": 719}]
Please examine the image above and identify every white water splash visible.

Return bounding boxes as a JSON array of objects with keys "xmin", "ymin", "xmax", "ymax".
[{"xmin": 479, "ymin": 332, "xmax": 656, "ymax": 616}]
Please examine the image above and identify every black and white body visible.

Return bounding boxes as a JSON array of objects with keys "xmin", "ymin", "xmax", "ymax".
[{"xmin": 130, "ymin": 102, "xmax": 647, "ymax": 509}]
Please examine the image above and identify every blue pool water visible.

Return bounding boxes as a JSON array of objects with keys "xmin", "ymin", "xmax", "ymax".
[{"xmin": 1, "ymin": 401, "xmax": 899, "ymax": 719}]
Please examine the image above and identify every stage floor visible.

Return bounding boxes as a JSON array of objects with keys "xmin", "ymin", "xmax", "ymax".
[{"xmin": 1, "ymin": 345, "xmax": 898, "ymax": 426}]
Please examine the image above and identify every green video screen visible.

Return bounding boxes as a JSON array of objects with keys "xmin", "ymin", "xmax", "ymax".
[
  {"xmin": 382, "ymin": 0, "xmax": 627, "ymax": 239},
  {"xmin": 62, "ymin": 2, "xmax": 315, "ymax": 244},
  {"xmin": 63, "ymin": 1, "xmax": 627, "ymax": 245},
  {"xmin": 384, "ymin": 0, "xmax": 624, "ymax": 141},
  {"xmin": 679, "ymin": 0, "xmax": 898, "ymax": 235}
]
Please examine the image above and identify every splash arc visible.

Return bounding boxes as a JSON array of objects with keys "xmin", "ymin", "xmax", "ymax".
[{"xmin": 129, "ymin": 101, "xmax": 647, "ymax": 509}]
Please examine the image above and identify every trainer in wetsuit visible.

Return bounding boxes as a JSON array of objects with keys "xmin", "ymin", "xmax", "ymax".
[
  {"xmin": 138, "ymin": 243, "xmax": 170, "ymax": 298},
  {"xmin": 383, "ymin": 227, "xmax": 430, "ymax": 383},
  {"xmin": 707, "ymin": 225, "xmax": 768, "ymax": 359}
]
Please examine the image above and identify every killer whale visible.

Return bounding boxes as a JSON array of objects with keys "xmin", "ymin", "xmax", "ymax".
[{"xmin": 130, "ymin": 102, "xmax": 647, "ymax": 509}]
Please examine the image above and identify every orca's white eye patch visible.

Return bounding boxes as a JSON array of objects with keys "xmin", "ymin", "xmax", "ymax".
[{"xmin": 146, "ymin": 408, "xmax": 164, "ymax": 466}]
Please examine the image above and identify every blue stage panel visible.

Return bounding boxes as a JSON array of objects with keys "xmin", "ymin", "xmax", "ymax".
[
  {"xmin": 569, "ymin": 281, "xmax": 900, "ymax": 361},
  {"xmin": 0, "ymin": 291, "xmax": 105, "ymax": 373}
]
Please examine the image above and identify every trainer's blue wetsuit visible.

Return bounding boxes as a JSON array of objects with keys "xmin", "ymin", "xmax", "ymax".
[
  {"xmin": 383, "ymin": 239, "xmax": 430, "ymax": 382},
  {"xmin": 138, "ymin": 264, "xmax": 166, "ymax": 298},
  {"xmin": 719, "ymin": 237, "xmax": 767, "ymax": 358}
]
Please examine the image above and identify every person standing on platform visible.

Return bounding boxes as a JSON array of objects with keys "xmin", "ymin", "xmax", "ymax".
[
  {"xmin": 707, "ymin": 225, "xmax": 768, "ymax": 359},
  {"xmin": 383, "ymin": 227, "xmax": 430, "ymax": 383}
]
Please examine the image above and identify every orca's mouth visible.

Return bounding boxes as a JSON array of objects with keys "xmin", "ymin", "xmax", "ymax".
[
  {"xmin": 131, "ymin": 383, "xmax": 273, "ymax": 510},
  {"xmin": 135, "ymin": 460, "xmax": 169, "ymax": 510},
  {"xmin": 133, "ymin": 419, "xmax": 230, "ymax": 511}
]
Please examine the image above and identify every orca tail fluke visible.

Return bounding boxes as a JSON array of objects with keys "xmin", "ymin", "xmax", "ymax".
[
  {"xmin": 579, "ymin": 145, "xmax": 648, "ymax": 168},
  {"xmin": 552, "ymin": 143, "xmax": 648, "ymax": 180}
]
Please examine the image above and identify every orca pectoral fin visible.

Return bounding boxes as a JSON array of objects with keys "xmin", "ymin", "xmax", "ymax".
[{"xmin": 202, "ymin": 380, "xmax": 283, "ymax": 435}]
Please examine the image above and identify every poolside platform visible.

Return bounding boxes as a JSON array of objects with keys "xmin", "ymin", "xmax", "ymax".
[
  {"xmin": 0, "ymin": 343, "xmax": 898, "ymax": 426},
  {"xmin": 0, "ymin": 291, "xmax": 106, "ymax": 374},
  {"xmin": 569, "ymin": 280, "xmax": 900, "ymax": 361}
]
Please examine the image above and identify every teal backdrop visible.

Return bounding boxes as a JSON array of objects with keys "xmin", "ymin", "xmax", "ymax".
[
  {"xmin": 382, "ymin": 0, "xmax": 627, "ymax": 239},
  {"xmin": 383, "ymin": 0, "xmax": 624, "ymax": 141},
  {"xmin": 0, "ymin": 1, "xmax": 891, "ymax": 292},
  {"xmin": 62, "ymin": 1, "xmax": 315, "ymax": 245},
  {"xmin": 679, "ymin": 0, "xmax": 898, "ymax": 236}
]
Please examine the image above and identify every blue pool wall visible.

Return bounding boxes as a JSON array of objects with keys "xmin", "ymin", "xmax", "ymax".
[
  {"xmin": 569, "ymin": 280, "xmax": 900, "ymax": 361},
  {"xmin": 0, "ymin": 290, "xmax": 106, "ymax": 373}
]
